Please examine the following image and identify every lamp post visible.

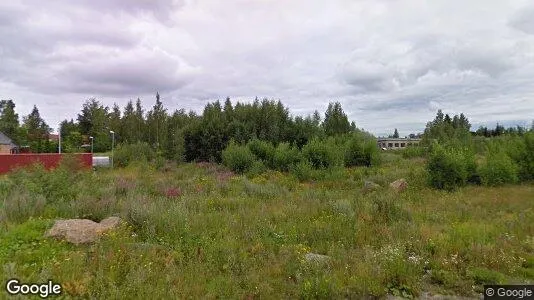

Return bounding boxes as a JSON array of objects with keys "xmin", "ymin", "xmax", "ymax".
[
  {"xmin": 89, "ymin": 136, "xmax": 94, "ymax": 154},
  {"xmin": 110, "ymin": 131, "xmax": 115, "ymax": 168}
]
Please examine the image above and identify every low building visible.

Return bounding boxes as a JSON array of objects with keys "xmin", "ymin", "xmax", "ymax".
[
  {"xmin": 377, "ymin": 137, "xmax": 421, "ymax": 150},
  {"xmin": 0, "ymin": 132, "xmax": 17, "ymax": 154}
]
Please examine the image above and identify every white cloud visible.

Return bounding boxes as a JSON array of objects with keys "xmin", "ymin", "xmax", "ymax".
[{"xmin": 1, "ymin": 0, "xmax": 534, "ymax": 135}]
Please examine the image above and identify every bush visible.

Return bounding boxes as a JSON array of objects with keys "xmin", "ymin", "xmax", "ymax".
[
  {"xmin": 222, "ymin": 142, "xmax": 256, "ymax": 174},
  {"xmin": 246, "ymin": 160, "xmax": 268, "ymax": 177},
  {"xmin": 302, "ymin": 138, "xmax": 342, "ymax": 170},
  {"xmin": 400, "ymin": 146, "xmax": 426, "ymax": 159},
  {"xmin": 468, "ymin": 267, "xmax": 505, "ymax": 285},
  {"xmin": 247, "ymin": 138, "xmax": 275, "ymax": 163},
  {"xmin": 344, "ymin": 137, "xmax": 366, "ymax": 167},
  {"xmin": 290, "ymin": 160, "xmax": 315, "ymax": 182},
  {"xmin": 2, "ymin": 188, "xmax": 46, "ymax": 223},
  {"xmin": 272, "ymin": 142, "xmax": 301, "ymax": 172},
  {"xmin": 427, "ymin": 143, "xmax": 477, "ymax": 190},
  {"xmin": 344, "ymin": 135, "xmax": 380, "ymax": 167},
  {"xmin": 504, "ymin": 132, "xmax": 534, "ymax": 181},
  {"xmin": 478, "ymin": 150, "xmax": 518, "ymax": 186},
  {"xmin": 114, "ymin": 142, "xmax": 156, "ymax": 167}
]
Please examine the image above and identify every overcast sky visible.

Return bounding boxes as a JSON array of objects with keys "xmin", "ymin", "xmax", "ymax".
[{"xmin": 1, "ymin": 0, "xmax": 533, "ymax": 136}]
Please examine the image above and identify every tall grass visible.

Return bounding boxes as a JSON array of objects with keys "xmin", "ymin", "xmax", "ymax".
[{"xmin": 1, "ymin": 151, "xmax": 533, "ymax": 298}]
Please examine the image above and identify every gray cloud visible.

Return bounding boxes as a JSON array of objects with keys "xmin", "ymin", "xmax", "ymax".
[{"xmin": 1, "ymin": 0, "xmax": 534, "ymax": 136}]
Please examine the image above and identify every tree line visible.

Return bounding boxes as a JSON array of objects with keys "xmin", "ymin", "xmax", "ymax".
[
  {"xmin": 1, "ymin": 94, "xmax": 361, "ymax": 162},
  {"xmin": 421, "ymin": 109, "xmax": 534, "ymax": 190},
  {"xmin": 0, "ymin": 100, "xmax": 53, "ymax": 153}
]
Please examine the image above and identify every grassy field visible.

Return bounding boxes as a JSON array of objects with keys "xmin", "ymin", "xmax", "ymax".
[{"xmin": 1, "ymin": 152, "xmax": 533, "ymax": 299}]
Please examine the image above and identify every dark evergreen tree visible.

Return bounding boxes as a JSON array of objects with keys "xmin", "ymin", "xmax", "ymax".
[
  {"xmin": 0, "ymin": 100, "xmax": 21, "ymax": 144},
  {"xmin": 22, "ymin": 105, "xmax": 51, "ymax": 152},
  {"xmin": 323, "ymin": 102, "xmax": 351, "ymax": 136}
]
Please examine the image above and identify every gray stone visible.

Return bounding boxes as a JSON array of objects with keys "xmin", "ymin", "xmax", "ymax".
[
  {"xmin": 390, "ymin": 178, "xmax": 408, "ymax": 192},
  {"xmin": 45, "ymin": 217, "xmax": 122, "ymax": 245},
  {"xmin": 304, "ymin": 253, "xmax": 331, "ymax": 264},
  {"xmin": 363, "ymin": 180, "xmax": 381, "ymax": 193}
]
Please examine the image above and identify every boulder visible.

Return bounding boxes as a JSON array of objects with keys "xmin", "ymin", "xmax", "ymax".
[
  {"xmin": 304, "ymin": 253, "xmax": 331, "ymax": 264},
  {"xmin": 363, "ymin": 180, "xmax": 381, "ymax": 193},
  {"xmin": 45, "ymin": 217, "xmax": 122, "ymax": 245},
  {"xmin": 389, "ymin": 179, "xmax": 408, "ymax": 192}
]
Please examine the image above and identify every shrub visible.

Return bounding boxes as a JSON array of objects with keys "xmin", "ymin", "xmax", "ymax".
[
  {"xmin": 401, "ymin": 146, "xmax": 426, "ymax": 159},
  {"xmin": 2, "ymin": 188, "xmax": 46, "ymax": 223},
  {"xmin": 467, "ymin": 267, "xmax": 505, "ymax": 285},
  {"xmin": 427, "ymin": 143, "xmax": 477, "ymax": 190},
  {"xmin": 247, "ymin": 138, "xmax": 275, "ymax": 163},
  {"xmin": 504, "ymin": 132, "xmax": 534, "ymax": 181},
  {"xmin": 478, "ymin": 151, "xmax": 518, "ymax": 186},
  {"xmin": 222, "ymin": 142, "xmax": 256, "ymax": 174},
  {"xmin": 344, "ymin": 135, "xmax": 380, "ymax": 167},
  {"xmin": 114, "ymin": 142, "xmax": 156, "ymax": 167},
  {"xmin": 302, "ymin": 138, "xmax": 342, "ymax": 170},
  {"xmin": 290, "ymin": 160, "xmax": 315, "ymax": 182},
  {"xmin": 272, "ymin": 142, "xmax": 301, "ymax": 172},
  {"xmin": 371, "ymin": 192, "xmax": 408, "ymax": 223},
  {"xmin": 246, "ymin": 160, "xmax": 268, "ymax": 177}
]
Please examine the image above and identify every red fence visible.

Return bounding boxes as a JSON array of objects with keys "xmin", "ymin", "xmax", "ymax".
[{"xmin": 0, "ymin": 153, "xmax": 92, "ymax": 174}]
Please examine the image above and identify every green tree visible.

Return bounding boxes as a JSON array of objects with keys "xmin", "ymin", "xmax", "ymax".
[
  {"xmin": 393, "ymin": 128, "xmax": 399, "ymax": 138},
  {"xmin": 22, "ymin": 105, "xmax": 51, "ymax": 153},
  {"xmin": 322, "ymin": 102, "xmax": 351, "ymax": 136},
  {"xmin": 77, "ymin": 99, "xmax": 110, "ymax": 152},
  {"xmin": 423, "ymin": 110, "xmax": 472, "ymax": 146},
  {"xmin": 121, "ymin": 100, "xmax": 137, "ymax": 143},
  {"xmin": 109, "ymin": 103, "xmax": 122, "ymax": 141},
  {"xmin": 146, "ymin": 92, "xmax": 167, "ymax": 150},
  {"xmin": 135, "ymin": 98, "xmax": 146, "ymax": 142},
  {"xmin": 0, "ymin": 100, "xmax": 21, "ymax": 144}
]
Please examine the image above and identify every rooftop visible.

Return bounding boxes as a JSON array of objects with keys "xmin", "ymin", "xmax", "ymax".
[{"xmin": 0, "ymin": 131, "xmax": 16, "ymax": 146}]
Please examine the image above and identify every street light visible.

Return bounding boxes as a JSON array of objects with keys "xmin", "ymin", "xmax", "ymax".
[
  {"xmin": 110, "ymin": 131, "xmax": 115, "ymax": 168},
  {"xmin": 89, "ymin": 136, "xmax": 94, "ymax": 154}
]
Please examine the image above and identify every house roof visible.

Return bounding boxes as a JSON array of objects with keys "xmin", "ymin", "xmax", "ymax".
[{"xmin": 0, "ymin": 131, "xmax": 17, "ymax": 146}]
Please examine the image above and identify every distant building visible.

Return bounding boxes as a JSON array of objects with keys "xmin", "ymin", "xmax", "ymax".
[
  {"xmin": 0, "ymin": 132, "xmax": 18, "ymax": 154},
  {"xmin": 377, "ymin": 137, "xmax": 421, "ymax": 150}
]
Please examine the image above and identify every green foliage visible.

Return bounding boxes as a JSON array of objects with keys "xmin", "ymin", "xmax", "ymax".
[
  {"xmin": 6, "ymin": 163, "xmax": 80, "ymax": 205},
  {"xmin": 272, "ymin": 142, "xmax": 301, "ymax": 172},
  {"xmin": 322, "ymin": 102, "xmax": 351, "ymax": 136},
  {"xmin": 77, "ymin": 99, "xmax": 112, "ymax": 152},
  {"xmin": 1, "ymin": 155, "xmax": 534, "ymax": 298},
  {"xmin": 114, "ymin": 142, "xmax": 156, "ymax": 167},
  {"xmin": 467, "ymin": 267, "xmax": 505, "ymax": 285},
  {"xmin": 301, "ymin": 138, "xmax": 342, "ymax": 170},
  {"xmin": 222, "ymin": 142, "xmax": 256, "ymax": 174},
  {"xmin": 371, "ymin": 192, "xmax": 408, "ymax": 223},
  {"xmin": 344, "ymin": 135, "xmax": 380, "ymax": 167},
  {"xmin": 400, "ymin": 146, "xmax": 426, "ymax": 159},
  {"xmin": 247, "ymin": 138, "xmax": 276, "ymax": 163},
  {"xmin": 478, "ymin": 150, "xmax": 518, "ymax": 186},
  {"xmin": 290, "ymin": 160, "xmax": 316, "ymax": 182},
  {"xmin": 2, "ymin": 188, "xmax": 46, "ymax": 223},
  {"xmin": 427, "ymin": 143, "xmax": 477, "ymax": 190},
  {"xmin": 486, "ymin": 133, "xmax": 534, "ymax": 182},
  {"xmin": 512, "ymin": 132, "xmax": 534, "ymax": 181},
  {"xmin": 422, "ymin": 110, "xmax": 471, "ymax": 146},
  {"xmin": 0, "ymin": 100, "xmax": 21, "ymax": 145},
  {"xmin": 246, "ymin": 160, "xmax": 268, "ymax": 177},
  {"xmin": 22, "ymin": 105, "xmax": 51, "ymax": 152}
]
